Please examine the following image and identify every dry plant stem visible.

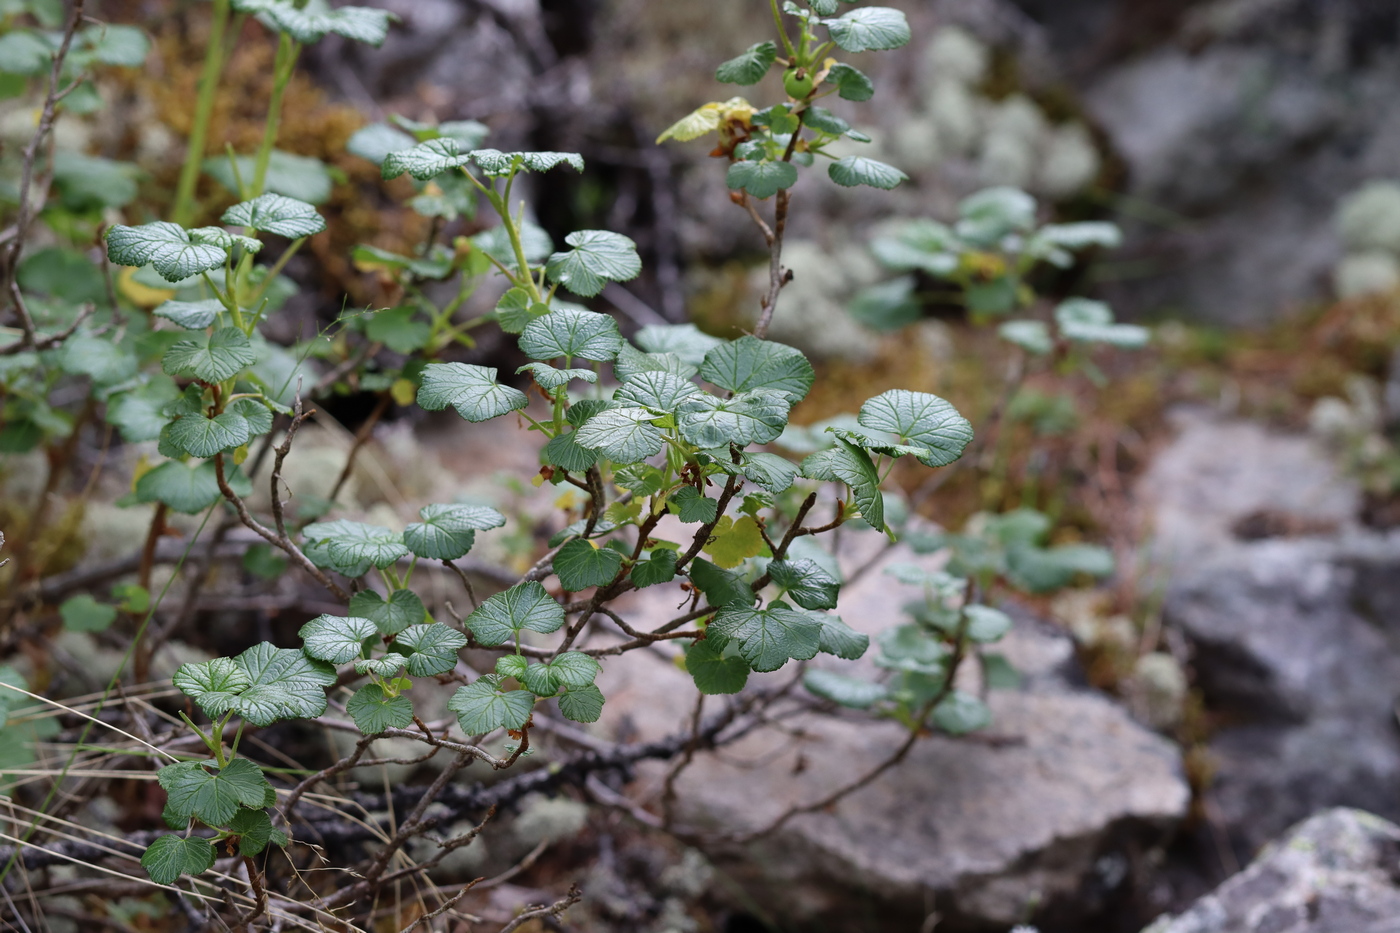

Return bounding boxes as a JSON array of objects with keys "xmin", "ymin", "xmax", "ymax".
[
  {"xmin": 660, "ymin": 693, "xmax": 705, "ymax": 829},
  {"xmin": 741, "ymin": 604, "xmax": 974, "ymax": 841},
  {"xmin": 496, "ymin": 885, "xmax": 582, "ymax": 933},
  {"xmin": 378, "ymin": 807, "xmax": 495, "ymax": 886},
  {"xmin": 441, "ymin": 559, "xmax": 479, "ymax": 610},
  {"xmin": 0, "ymin": 0, "xmax": 85, "ymax": 347},
  {"xmin": 397, "ymin": 878, "xmax": 480, "ymax": 933},
  {"xmin": 0, "ymin": 303, "xmax": 92, "ymax": 356},
  {"xmin": 238, "ymin": 856, "xmax": 268, "ymax": 927},
  {"xmin": 748, "ymin": 111, "xmax": 804, "ymax": 339},
  {"xmin": 328, "ymin": 390, "xmax": 391, "ymax": 504}
]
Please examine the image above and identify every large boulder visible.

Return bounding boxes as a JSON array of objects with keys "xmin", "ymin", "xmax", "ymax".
[
  {"xmin": 597, "ymin": 532, "xmax": 1190, "ymax": 929},
  {"xmin": 1142, "ymin": 808, "xmax": 1400, "ymax": 933},
  {"xmin": 1141, "ymin": 410, "xmax": 1400, "ymax": 854}
]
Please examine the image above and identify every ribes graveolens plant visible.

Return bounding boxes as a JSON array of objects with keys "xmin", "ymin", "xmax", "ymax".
[{"xmin": 0, "ymin": 0, "xmax": 1035, "ymax": 925}]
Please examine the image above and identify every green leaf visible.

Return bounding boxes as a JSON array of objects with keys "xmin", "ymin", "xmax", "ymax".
[
  {"xmin": 520, "ymin": 308, "xmax": 624, "ymax": 361},
  {"xmin": 999, "ymin": 319, "xmax": 1053, "ymax": 355},
  {"xmin": 203, "ymin": 149, "xmax": 333, "ymax": 204},
  {"xmin": 352, "ymin": 243, "xmax": 454, "ymax": 280},
  {"xmin": 141, "ymin": 834, "xmax": 216, "ymax": 885},
  {"xmin": 700, "ymin": 336, "xmax": 813, "ymax": 401},
  {"xmin": 801, "ymin": 439, "xmax": 885, "ymax": 533},
  {"xmin": 173, "ymin": 658, "xmax": 251, "ymax": 719},
  {"xmin": 957, "ymin": 186, "xmax": 1037, "ymax": 243},
  {"xmin": 346, "ymin": 122, "xmax": 416, "ymax": 165},
  {"xmin": 543, "ymin": 231, "xmax": 642, "ymax": 298},
  {"xmin": 676, "ymin": 391, "xmax": 790, "ymax": 448},
  {"xmin": 227, "ymin": 808, "xmax": 274, "ymax": 856},
  {"xmin": 543, "ymin": 430, "xmax": 599, "ymax": 472},
  {"xmin": 135, "ymin": 460, "xmax": 250, "ymax": 514},
  {"xmin": 416, "ymin": 363, "xmax": 528, "ymax": 422},
  {"xmin": 689, "ymin": 558, "xmax": 754, "ymax": 609},
  {"xmin": 355, "ymin": 654, "xmax": 409, "ymax": 677},
  {"xmin": 302, "ymin": 519, "xmax": 407, "ymax": 577},
  {"xmin": 631, "ymin": 549, "xmax": 677, "ymax": 588},
  {"xmin": 726, "ymin": 160, "xmax": 797, "ymax": 200},
  {"xmin": 554, "ymin": 538, "xmax": 624, "ymax": 591},
  {"xmin": 858, "ymin": 389, "xmax": 973, "ymax": 468},
  {"xmin": 153, "ymin": 299, "xmax": 223, "ymax": 331},
  {"xmin": 829, "ymin": 156, "xmax": 907, "ymax": 190},
  {"xmin": 362, "ymin": 307, "xmax": 430, "ymax": 354},
  {"xmin": 82, "ymin": 23, "xmax": 150, "ymax": 66},
  {"xmin": 107, "ymin": 381, "xmax": 179, "ymax": 443},
  {"xmin": 716, "ymin": 41, "xmax": 777, "ymax": 84},
  {"xmin": 298, "ymin": 614, "xmax": 376, "ymax": 664},
  {"xmin": 167, "ymin": 411, "xmax": 250, "ymax": 458},
  {"xmin": 158, "ymin": 758, "xmax": 271, "ymax": 826},
  {"xmin": 849, "ymin": 276, "xmax": 921, "ymax": 332},
  {"xmin": 633, "ymin": 323, "xmax": 723, "ymax": 365},
  {"xmin": 767, "ymin": 559, "xmax": 839, "ymax": 610},
  {"xmin": 615, "ymin": 371, "xmax": 700, "ymax": 411},
  {"xmin": 227, "ymin": 398, "xmax": 273, "ymax": 437},
  {"xmin": 381, "ymin": 138, "xmax": 472, "ymax": 180},
  {"xmin": 686, "ymin": 638, "xmax": 750, "ymax": 694},
  {"xmin": 496, "ymin": 654, "xmax": 529, "ymax": 679},
  {"xmin": 162, "ymin": 327, "xmax": 257, "ymax": 383},
  {"xmin": 656, "ymin": 104, "xmax": 724, "ymax": 143},
  {"xmin": 521, "ymin": 651, "xmax": 601, "ymax": 696},
  {"xmin": 557, "ymin": 683, "xmax": 604, "ymax": 723},
  {"xmin": 448, "ymin": 675, "xmax": 534, "ymax": 734},
  {"xmin": 469, "ymin": 149, "xmax": 584, "ymax": 176},
  {"xmin": 517, "ymin": 363, "xmax": 597, "ymax": 390},
  {"xmin": 59, "ymin": 594, "xmax": 116, "ymax": 633},
  {"xmin": 1054, "ymin": 298, "xmax": 1149, "ymax": 348},
  {"xmin": 964, "ymin": 604, "xmax": 1012, "ymax": 643},
  {"xmin": 827, "ymin": 62, "xmax": 874, "ymax": 101},
  {"xmin": 229, "ymin": 642, "xmax": 335, "ymax": 725},
  {"xmin": 824, "ymin": 7, "xmax": 911, "ymax": 52},
  {"xmin": 719, "ymin": 452, "xmax": 800, "ymax": 493},
  {"xmin": 106, "ymin": 222, "xmax": 227, "ymax": 282},
  {"xmin": 187, "ymin": 227, "xmax": 262, "ymax": 254},
  {"xmin": 464, "ymin": 581, "xmax": 564, "ymax": 647},
  {"xmin": 574, "ymin": 407, "xmax": 665, "ymax": 463},
  {"xmin": 0, "ymin": 31, "xmax": 53, "ymax": 76},
  {"xmin": 391, "ymin": 623, "xmax": 468, "ymax": 676},
  {"xmin": 932, "ymin": 691, "xmax": 991, "ymax": 735},
  {"xmin": 1006, "ymin": 542, "xmax": 1113, "ymax": 593},
  {"xmin": 803, "ymin": 669, "xmax": 885, "ymax": 708},
  {"xmin": 709, "ymin": 602, "xmax": 822, "ymax": 672},
  {"xmin": 347, "ymin": 684, "xmax": 414, "ymax": 733},
  {"xmin": 222, "ymin": 193, "xmax": 325, "ymax": 238},
  {"xmin": 348, "ymin": 589, "xmax": 426, "ymax": 635},
  {"xmin": 814, "ymin": 612, "xmax": 869, "ymax": 659},
  {"xmin": 614, "ymin": 345, "xmax": 697, "ymax": 381},
  {"xmin": 876, "ymin": 624, "xmax": 948, "ymax": 674},
  {"xmin": 870, "ymin": 220, "xmax": 959, "ymax": 275},
  {"xmin": 471, "ymin": 220, "xmax": 554, "ymax": 265},
  {"xmin": 403, "ymin": 503, "xmax": 504, "ymax": 560},
  {"xmin": 232, "ymin": 0, "xmax": 395, "ymax": 45},
  {"xmin": 669, "ymin": 487, "xmax": 718, "ymax": 524},
  {"xmin": 57, "ymin": 336, "xmax": 137, "ymax": 386},
  {"xmin": 51, "ymin": 151, "xmax": 141, "ymax": 210}
]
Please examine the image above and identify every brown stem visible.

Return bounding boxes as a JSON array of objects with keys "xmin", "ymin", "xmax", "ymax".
[{"xmin": 328, "ymin": 390, "xmax": 390, "ymax": 504}]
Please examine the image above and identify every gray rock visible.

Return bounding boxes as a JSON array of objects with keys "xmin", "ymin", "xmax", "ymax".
[
  {"xmin": 1142, "ymin": 808, "xmax": 1400, "ymax": 933},
  {"xmin": 1141, "ymin": 411, "xmax": 1400, "ymax": 852},
  {"xmin": 597, "ymin": 534, "xmax": 1189, "ymax": 928}
]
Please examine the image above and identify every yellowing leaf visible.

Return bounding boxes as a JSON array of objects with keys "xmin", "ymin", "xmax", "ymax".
[
  {"xmin": 390, "ymin": 378, "xmax": 416, "ymax": 406},
  {"xmin": 656, "ymin": 97, "xmax": 755, "ymax": 144},
  {"xmin": 117, "ymin": 266, "xmax": 173, "ymax": 308},
  {"xmin": 703, "ymin": 515, "xmax": 769, "ymax": 569}
]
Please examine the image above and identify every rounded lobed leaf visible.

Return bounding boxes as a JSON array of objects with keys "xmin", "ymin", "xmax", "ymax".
[
  {"xmin": 828, "ymin": 156, "xmax": 908, "ymax": 190},
  {"xmin": 162, "ymin": 327, "xmax": 257, "ymax": 383},
  {"xmin": 543, "ymin": 231, "xmax": 641, "ymax": 298},
  {"xmin": 725, "ymin": 160, "xmax": 797, "ymax": 200},
  {"xmin": 347, "ymin": 684, "xmax": 414, "ymax": 733},
  {"xmin": 221, "ymin": 193, "xmax": 326, "ymax": 238},
  {"xmin": 106, "ymin": 222, "xmax": 227, "ymax": 282},
  {"xmin": 298, "ymin": 614, "xmax": 376, "ymax": 664},
  {"xmin": 858, "ymin": 389, "xmax": 973, "ymax": 468},
  {"xmin": 824, "ymin": 7, "xmax": 911, "ymax": 53},
  {"xmin": 448, "ymin": 675, "xmax": 534, "ymax": 734},
  {"xmin": 416, "ymin": 363, "xmax": 529, "ymax": 423},
  {"xmin": 390, "ymin": 623, "xmax": 468, "ymax": 676},
  {"xmin": 464, "ymin": 581, "xmax": 565, "ymax": 647},
  {"xmin": 519, "ymin": 308, "xmax": 624, "ymax": 361}
]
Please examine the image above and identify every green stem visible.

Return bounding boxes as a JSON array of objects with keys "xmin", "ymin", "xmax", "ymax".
[
  {"xmin": 769, "ymin": 0, "xmax": 796, "ymax": 58},
  {"xmin": 172, "ymin": 0, "xmax": 232, "ymax": 227},
  {"xmin": 251, "ymin": 33, "xmax": 301, "ymax": 198}
]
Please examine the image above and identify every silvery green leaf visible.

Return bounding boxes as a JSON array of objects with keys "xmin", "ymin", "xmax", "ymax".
[
  {"xmin": 824, "ymin": 7, "xmax": 911, "ymax": 52},
  {"xmin": 471, "ymin": 220, "xmax": 553, "ymax": 264},
  {"xmin": 710, "ymin": 451, "xmax": 799, "ymax": 492},
  {"xmin": 221, "ymin": 193, "xmax": 326, "ymax": 238},
  {"xmin": 1054, "ymin": 298, "xmax": 1149, "ymax": 348},
  {"xmin": 767, "ymin": 559, "xmax": 839, "ymax": 610},
  {"xmin": 187, "ymin": 227, "xmax": 263, "ymax": 253},
  {"xmin": 469, "ymin": 149, "xmax": 584, "ymax": 176},
  {"xmin": 633, "ymin": 323, "xmax": 722, "ymax": 366},
  {"xmin": 349, "ymin": 589, "xmax": 426, "ymax": 635},
  {"xmin": 391, "ymin": 623, "xmax": 467, "ymax": 676},
  {"xmin": 716, "ymin": 41, "xmax": 776, "ymax": 85},
  {"xmin": 543, "ymin": 430, "xmax": 599, "ymax": 472},
  {"xmin": 827, "ymin": 62, "xmax": 874, "ymax": 101},
  {"xmin": 355, "ymin": 653, "xmax": 409, "ymax": 676},
  {"xmin": 557, "ymin": 683, "xmax": 604, "ymax": 723},
  {"xmin": 956, "ymin": 186, "xmax": 1038, "ymax": 243},
  {"xmin": 575, "ymin": 407, "xmax": 665, "ymax": 463},
  {"xmin": 858, "ymin": 389, "xmax": 973, "ymax": 468},
  {"xmin": 800, "ymin": 438, "xmax": 885, "ymax": 532},
  {"xmin": 162, "ymin": 327, "xmax": 257, "ymax": 382},
  {"xmin": 964, "ymin": 604, "xmax": 1012, "ymax": 643},
  {"xmin": 726, "ymin": 160, "xmax": 797, "ymax": 199},
  {"xmin": 708, "ymin": 602, "xmax": 822, "ymax": 672},
  {"xmin": 232, "ymin": 0, "xmax": 395, "ymax": 45},
  {"xmin": 849, "ymin": 276, "xmax": 921, "ymax": 331},
  {"xmin": 106, "ymin": 222, "xmax": 227, "ymax": 282},
  {"xmin": 998, "ymin": 320, "xmax": 1053, "ymax": 355},
  {"xmin": 544, "ymin": 231, "xmax": 642, "ymax": 298},
  {"xmin": 346, "ymin": 122, "xmax": 416, "ymax": 165},
  {"xmin": 448, "ymin": 675, "xmax": 533, "ymax": 733},
  {"xmin": 554, "ymin": 538, "xmax": 623, "ymax": 591},
  {"xmin": 416, "ymin": 363, "xmax": 528, "ymax": 422},
  {"xmin": 58, "ymin": 336, "xmax": 137, "ymax": 385},
  {"xmin": 828, "ymin": 156, "xmax": 907, "ymax": 190},
  {"xmin": 381, "ymin": 138, "xmax": 471, "ymax": 180},
  {"xmin": 700, "ymin": 336, "xmax": 813, "ymax": 401},
  {"xmin": 813, "ymin": 612, "xmax": 869, "ymax": 659},
  {"xmin": 870, "ymin": 220, "xmax": 959, "ymax": 275},
  {"xmin": 227, "ymin": 642, "xmax": 335, "ymax": 726},
  {"xmin": 302, "ymin": 519, "xmax": 408, "ymax": 575},
  {"xmin": 686, "ymin": 638, "xmax": 749, "ymax": 694},
  {"xmin": 803, "ymin": 106, "xmax": 850, "ymax": 136},
  {"xmin": 403, "ymin": 503, "xmax": 505, "ymax": 560},
  {"xmin": 676, "ymin": 391, "xmax": 790, "ymax": 448},
  {"xmin": 520, "ymin": 308, "xmax": 623, "ymax": 361},
  {"xmin": 298, "ymin": 614, "xmax": 376, "ymax": 664},
  {"xmin": 135, "ymin": 459, "xmax": 251, "ymax": 514},
  {"xmin": 613, "ymin": 344, "xmax": 697, "ymax": 381},
  {"xmin": 154, "ymin": 299, "xmax": 223, "ymax": 330},
  {"xmin": 141, "ymin": 834, "xmax": 215, "ymax": 886},
  {"xmin": 516, "ymin": 363, "xmax": 598, "ymax": 390},
  {"xmin": 804, "ymin": 669, "xmax": 885, "ymax": 707},
  {"xmin": 167, "ymin": 411, "xmax": 250, "ymax": 457},
  {"xmin": 464, "ymin": 581, "xmax": 565, "ymax": 647},
  {"xmin": 203, "ymin": 150, "xmax": 333, "ymax": 204},
  {"xmin": 615, "ymin": 371, "xmax": 700, "ymax": 411},
  {"xmin": 932, "ymin": 690, "xmax": 991, "ymax": 734},
  {"xmin": 173, "ymin": 657, "xmax": 250, "ymax": 719},
  {"xmin": 347, "ymin": 684, "xmax": 413, "ymax": 733}
]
